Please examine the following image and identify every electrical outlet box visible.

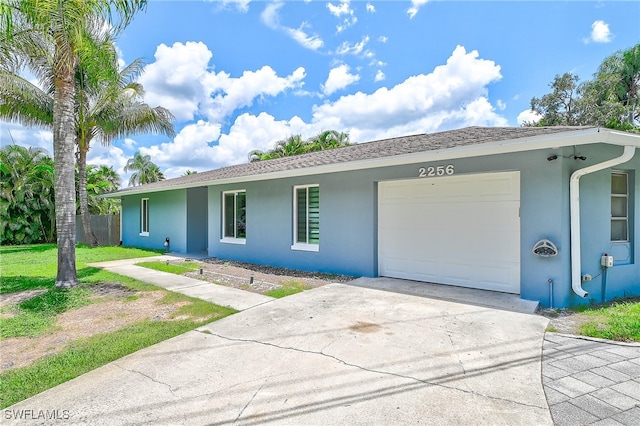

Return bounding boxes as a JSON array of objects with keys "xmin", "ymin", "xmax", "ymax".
[
  {"xmin": 601, "ymin": 255, "xmax": 614, "ymax": 268},
  {"xmin": 582, "ymin": 274, "xmax": 592, "ymax": 282}
]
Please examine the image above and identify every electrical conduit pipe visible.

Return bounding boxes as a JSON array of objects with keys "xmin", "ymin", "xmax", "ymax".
[{"xmin": 570, "ymin": 145, "xmax": 636, "ymax": 297}]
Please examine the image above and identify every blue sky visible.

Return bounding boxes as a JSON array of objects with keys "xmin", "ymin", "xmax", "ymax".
[{"xmin": 1, "ymin": 0, "xmax": 639, "ymax": 182}]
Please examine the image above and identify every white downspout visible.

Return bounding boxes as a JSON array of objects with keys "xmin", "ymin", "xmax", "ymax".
[{"xmin": 570, "ymin": 145, "xmax": 636, "ymax": 297}]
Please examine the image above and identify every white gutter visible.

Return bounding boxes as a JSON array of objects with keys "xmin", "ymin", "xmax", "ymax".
[{"xmin": 570, "ymin": 145, "xmax": 636, "ymax": 297}]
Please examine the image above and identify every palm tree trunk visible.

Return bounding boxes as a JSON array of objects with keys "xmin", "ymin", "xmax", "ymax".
[
  {"xmin": 53, "ymin": 62, "xmax": 78, "ymax": 288},
  {"xmin": 77, "ymin": 145, "xmax": 99, "ymax": 246}
]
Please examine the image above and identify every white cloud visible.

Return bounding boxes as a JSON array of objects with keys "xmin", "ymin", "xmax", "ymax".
[
  {"xmin": 0, "ymin": 123, "xmax": 53, "ymax": 154},
  {"xmin": 262, "ymin": 1, "xmax": 324, "ymax": 50},
  {"xmin": 327, "ymin": 1, "xmax": 357, "ymax": 33},
  {"xmin": 374, "ymin": 70, "xmax": 385, "ymax": 82},
  {"xmin": 322, "ymin": 64, "xmax": 360, "ymax": 95},
  {"xmin": 261, "ymin": 0, "xmax": 281, "ymax": 28},
  {"xmin": 327, "ymin": 1, "xmax": 350, "ymax": 17},
  {"xmin": 586, "ymin": 20, "xmax": 612, "ymax": 44},
  {"xmin": 335, "ymin": 36, "xmax": 370, "ymax": 56},
  {"xmin": 378, "ymin": 35, "xmax": 388, "ymax": 43},
  {"xmin": 138, "ymin": 41, "xmax": 214, "ymax": 121},
  {"xmin": 122, "ymin": 138, "xmax": 136, "ymax": 149},
  {"xmin": 139, "ymin": 41, "xmax": 305, "ymax": 124},
  {"xmin": 407, "ymin": 0, "xmax": 429, "ymax": 19},
  {"xmin": 366, "ymin": 3, "xmax": 375, "ymax": 13},
  {"xmin": 218, "ymin": 0, "xmax": 251, "ymax": 13},
  {"xmin": 87, "ymin": 143, "xmax": 130, "ymax": 186},
  {"xmin": 311, "ymin": 45, "xmax": 505, "ymax": 140},
  {"xmin": 517, "ymin": 109, "xmax": 542, "ymax": 126},
  {"xmin": 141, "ymin": 114, "xmax": 311, "ymax": 178},
  {"xmin": 284, "ymin": 25, "xmax": 325, "ymax": 50},
  {"xmin": 140, "ymin": 120, "xmax": 222, "ymax": 169},
  {"xmin": 200, "ymin": 65, "xmax": 306, "ymax": 122}
]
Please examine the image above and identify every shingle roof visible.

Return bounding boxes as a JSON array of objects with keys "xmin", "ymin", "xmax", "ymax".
[{"xmin": 113, "ymin": 126, "xmax": 595, "ymax": 194}]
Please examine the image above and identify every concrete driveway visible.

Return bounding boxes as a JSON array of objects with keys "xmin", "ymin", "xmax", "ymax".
[{"xmin": 5, "ymin": 283, "xmax": 551, "ymax": 425}]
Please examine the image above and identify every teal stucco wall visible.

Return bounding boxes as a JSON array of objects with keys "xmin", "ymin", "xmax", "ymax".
[
  {"xmin": 121, "ymin": 190, "xmax": 187, "ymax": 252},
  {"xmin": 121, "ymin": 143, "xmax": 639, "ymax": 308}
]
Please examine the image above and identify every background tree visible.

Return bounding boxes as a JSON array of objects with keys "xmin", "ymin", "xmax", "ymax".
[
  {"xmin": 525, "ymin": 44, "xmax": 639, "ymax": 132},
  {"xmin": 526, "ymin": 73, "xmax": 584, "ymax": 126},
  {"xmin": 124, "ymin": 151, "xmax": 165, "ymax": 186},
  {"xmin": 0, "ymin": 145, "xmax": 55, "ymax": 244},
  {"xmin": 582, "ymin": 44, "xmax": 640, "ymax": 130},
  {"xmin": 307, "ymin": 130, "xmax": 350, "ymax": 151},
  {"xmin": 1, "ymin": 0, "xmax": 148, "ymax": 288},
  {"xmin": 249, "ymin": 130, "xmax": 351, "ymax": 162},
  {"xmin": 76, "ymin": 164, "xmax": 121, "ymax": 215}
]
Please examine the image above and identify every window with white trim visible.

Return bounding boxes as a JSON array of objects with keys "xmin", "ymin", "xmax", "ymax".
[
  {"xmin": 292, "ymin": 185, "xmax": 319, "ymax": 251},
  {"xmin": 140, "ymin": 198, "xmax": 149, "ymax": 236},
  {"xmin": 222, "ymin": 190, "xmax": 246, "ymax": 243},
  {"xmin": 611, "ymin": 172, "xmax": 629, "ymax": 242}
]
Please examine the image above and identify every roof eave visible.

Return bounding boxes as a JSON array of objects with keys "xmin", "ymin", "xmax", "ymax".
[{"xmin": 104, "ymin": 127, "xmax": 640, "ymax": 198}]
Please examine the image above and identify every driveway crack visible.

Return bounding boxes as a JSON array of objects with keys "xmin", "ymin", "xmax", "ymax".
[
  {"xmin": 234, "ymin": 382, "xmax": 264, "ymax": 423},
  {"xmin": 113, "ymin": 362, "xmax": 178, "ymax": 398},
  {"xmin": 207, "ymin": 332, "xmax": 546, "ymax": 410},
  {"xmin": 448, "ymin": 333, "xmax": 466, "ymax": 375}
]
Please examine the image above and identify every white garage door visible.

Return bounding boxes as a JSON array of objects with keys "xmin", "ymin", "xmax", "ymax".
[{"xmin": 378, "ymin": 171, "xmax": 520, "ymax": 294}]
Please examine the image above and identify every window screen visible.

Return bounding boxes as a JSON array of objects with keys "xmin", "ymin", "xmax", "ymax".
[{"xmin": 611, "ymin": 172, "xmax": 629, "ymax": 242}]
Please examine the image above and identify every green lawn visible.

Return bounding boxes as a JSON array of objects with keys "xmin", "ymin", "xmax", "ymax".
[
  {"xmin": 0, "ymin": 243, "xmax": 164, "ymax": 294},
  {"xmin": 265, "ymin": 280, "xmax": 311, "ymax": 298},
  {"xmin": 136, "ymin": 260, "xmax": 200, "ymax": 275},
  {"xmin": 0, "ymin": 244, "xmax": 237, "ymax": 408},
  {"xmin": 576, "ymin": 298, "xmax": 640, "ymax": 342}
]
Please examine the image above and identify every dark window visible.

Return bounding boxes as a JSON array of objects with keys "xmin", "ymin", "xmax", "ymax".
[{"xmin": 223, "ymin": 191, "xmax": 246, "ymax": 239}]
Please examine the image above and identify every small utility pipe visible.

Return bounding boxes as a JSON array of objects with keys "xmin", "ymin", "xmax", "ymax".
[{"xmin": 570, "ymin": 145, "xmax": 636, "ymax": 298}]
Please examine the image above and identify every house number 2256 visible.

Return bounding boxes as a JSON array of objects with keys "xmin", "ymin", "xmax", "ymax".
[{"xmin": 418, "ymin": 164, "xmax": 455, "ymax": 177}]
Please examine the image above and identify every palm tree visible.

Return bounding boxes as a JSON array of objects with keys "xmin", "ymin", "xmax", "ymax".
[
  {"xmin": 596, "ymin": 44, "xmax": 640, "ymax": 128},
  {"xmin": 74, "ymin": 56, "xmax": 174, "ymax": 246},
  {"xmin": 124, "ymin": 151, "xmax": 165, "ymax": 186},
  {"xmin": 1, "ymin": 0, "xmax": 148, "ymax": 287},
  {"xmin": 306, "ymin": 130, "xmax": 350, "ymax": 151},
  {"xmin": 274, "ymin": 135, "xmax": 306, "ymax": 157},
  {"xmin": 1, "ymin": 21, "xmax": 173, "ymax": 247},
  {"xmin": 248, "ymin": 131, "xmax": 350, "ymax": 162}
]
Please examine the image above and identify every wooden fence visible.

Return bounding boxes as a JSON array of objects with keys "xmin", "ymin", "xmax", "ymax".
[{"xmin": 75, "ymin": 214, "xmax": 120, "ymax": 246}]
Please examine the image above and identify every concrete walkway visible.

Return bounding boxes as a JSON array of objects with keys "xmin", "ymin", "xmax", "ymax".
[
  {"xmin": 89, "ymin": 255, "xmax": 274, "ymax": 311},
  {"xmin": 5, "ymin": 258, "xmax": 638, "ymax": 425}
]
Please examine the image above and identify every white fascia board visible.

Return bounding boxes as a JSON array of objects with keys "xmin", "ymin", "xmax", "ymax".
[{"xmin": 107, "ymin": 128, "xmax": 640, "ymax": 198}]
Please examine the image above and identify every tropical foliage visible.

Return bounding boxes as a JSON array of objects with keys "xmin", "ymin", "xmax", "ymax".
[
  {"xmin": 124, "ymin": 151, "xmax": 165, "ymax": 186},
  {"xmin": 0, "ymin": 145, "xmax": 55, "ymax": 245},
  {"xmin": 76, "ymin": 164, "xmax": 121, "ymax": 215},
  {"xmin": 525, "ymin": 44, "xmax": 640, "ymax": 132},
  {"xmin": 1, "ymin": 0, "xmax": 148, "ymax": 286},
  {"xmin": 1, "ymin": 145, "xmax": 122, "ymax": 245},
  {"xmin": 249, "ymin": 130, "xmax": 351, "ymax": 162}
]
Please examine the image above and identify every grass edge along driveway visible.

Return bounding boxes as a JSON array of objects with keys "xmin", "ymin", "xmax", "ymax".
[{"xmin": 0, "ymin": 244, "xmax": 237, "ymax": 408}]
